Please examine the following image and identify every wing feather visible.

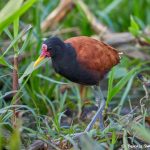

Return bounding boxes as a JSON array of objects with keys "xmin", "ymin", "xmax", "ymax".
[{"xmin": 65, "ymin": 36, "xmax": 120, "ymax": 77}]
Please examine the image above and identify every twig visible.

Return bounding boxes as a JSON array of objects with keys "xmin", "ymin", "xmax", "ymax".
[
  {"xmin": 43, "ymin": 27, "xmax": 80, "ymax": 37},
  {"xmin": 11, "ymin": 24, "xmax": 32, "ymax": 129},
  {"xmin": 41, "ymin": 0, "xmax": 74, "ymax": 32},
  {"xmin": 41, "ymin": 0, "xmax": 108, "ymax": 34},
  {"xmin": 12, "ymin": 55, "xmax": 19, "ymax": 94},
  {"xmin": 12, "ymin": 18, "xmax": 20, "ymax": 128},
  {"xmin": 12, "ymin": 55, "xmax": 20, "ymax": 130},
  {"xmin": 29, "ymin": 139, "xmax": 61, "ymax": 150},
  {"xmin": 75, "ymin": 0, "xmax": 108, "ymax": 34},
  {"xmin": 28, "ymin": 140, "xmax": 48, "ymax": 150},
  {"xmin": 102, "ymin": 32, "xmax": 135, "ymax": 46}
]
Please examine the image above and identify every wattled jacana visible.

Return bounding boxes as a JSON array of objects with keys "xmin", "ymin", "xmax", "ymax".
[{"xmin": 34, "ymin": 36, "xmax": 121, "ymax": 133}]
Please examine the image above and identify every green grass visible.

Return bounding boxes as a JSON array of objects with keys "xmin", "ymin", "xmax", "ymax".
[{"xmin": 0, "ymin": 0, "xmax": 150, "ymax": 149}]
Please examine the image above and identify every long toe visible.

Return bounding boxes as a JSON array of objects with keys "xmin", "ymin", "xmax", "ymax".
[{"xmin": 84, "ymin": 106, "xmax": 103, "ymax": 132}]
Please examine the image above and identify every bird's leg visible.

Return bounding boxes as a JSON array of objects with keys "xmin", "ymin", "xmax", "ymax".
[
  {"xmin": 96, "ymin": 85, "xmax": 106, "ymax": 130},
  {"xmin": 84, "ymin": 85, "xmax": 105, "ymax": 132},
  {"xmin": 71, "ymin": 85, "xmax": 105, "ymax": 139},
  {"xmin": 93, "ymin": 86, "xmax": 101, "ymax": 107}
]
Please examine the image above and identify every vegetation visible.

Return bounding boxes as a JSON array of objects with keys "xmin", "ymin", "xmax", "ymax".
[{"xmin": 0, "ymin": 0, "xmax": 150, "ymax": 149}]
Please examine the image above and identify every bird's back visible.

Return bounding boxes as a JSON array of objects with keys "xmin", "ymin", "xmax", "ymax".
[{"xmin": 65, "ymin": 36, "xmax": 120, "ymax": 78}]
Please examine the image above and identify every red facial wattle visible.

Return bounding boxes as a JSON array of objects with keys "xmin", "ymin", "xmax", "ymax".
[
  {"xmin": 34, "ymin": 44, "xmax": 51, "ymax": 67},
  {"xmin": 40, "ymin": 44, "xmax": 51, "ymax": 57}
]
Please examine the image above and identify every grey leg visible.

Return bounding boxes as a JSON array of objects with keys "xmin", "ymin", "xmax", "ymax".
[
  {"xmin": 71, "ymin": 85, "xmax": 105, "ymax": 139},
  {"xmin": 85, "ymin": 85, "xmax": 105, "ymax": 132}
]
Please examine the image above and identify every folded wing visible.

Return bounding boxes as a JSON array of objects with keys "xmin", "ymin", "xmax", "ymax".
[{"xmin": 65, "ymin": 36, "xmax": 120, "ymax": 78}]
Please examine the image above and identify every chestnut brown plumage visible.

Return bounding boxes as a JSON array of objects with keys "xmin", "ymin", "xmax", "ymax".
[
  {"xmin": 65, "ymin": 36, "xmax": 120, "ymax": 79},
  {"xmin": 34, "ymin": 36, "xmax": 121, "ymax": 135}
]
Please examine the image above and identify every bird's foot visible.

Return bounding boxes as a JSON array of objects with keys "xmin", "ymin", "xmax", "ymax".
[
  {"xmin": 69, "ymin": 86, "xmax": 106, "ymax": 139},
  {"xmin": 84, "ymin": 99, "xmax": 105, "ymax": 132},
  {"xmin": 70, "ymin": 100, "xmax": 105, "ymax": 140},
  {"xmin": 92, "ymin": 85, "xmax": 106, "ymax": 131},
  {"xmin": 70, "ymin": 110, "xmax": 105, "ymax": 140}
]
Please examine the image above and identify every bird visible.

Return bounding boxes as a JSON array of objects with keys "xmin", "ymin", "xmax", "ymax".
[{"xmin": 34, "ymin": 36, "xmax": 121, "ymax": 135}]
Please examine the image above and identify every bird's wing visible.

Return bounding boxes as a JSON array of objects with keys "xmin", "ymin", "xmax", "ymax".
[{"xmin": 64, "ymin": 36, "xmax": 120, "ymax": 77}]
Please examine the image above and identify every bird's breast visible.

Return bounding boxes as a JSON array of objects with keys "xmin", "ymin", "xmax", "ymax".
[{"xmin": 52, "ymin": 58, "xmax": 100, "ymax": 85}]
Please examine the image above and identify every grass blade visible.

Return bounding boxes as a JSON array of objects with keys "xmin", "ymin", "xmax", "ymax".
[
  {"xmin": 0, "ymin": 57, "xmax": 13, "ymax": 69},
  {"xmin": 37, "ymin": 74, "xmax": 68, "ymax": 85},
  {"xmin": 106, "ymin": 67, "xmax": 139, "ymax": 106},
  {"xmin": 123, "ymin": 129, "xmax": 129, "ymax": 150},
  {"xmin": 0, "ymin": 0, "xmax": 23, "ymax": 23},
  {"xmin": 1, "ymin": 25, "xmax": 32, "ymax": 57},
  {"xmin": 0, "ymin": 0, "xmax": 36, "ymax": 32},
  {"xmin": 117, "ymin": 76, "xmax": 134, "ymax": 114}
]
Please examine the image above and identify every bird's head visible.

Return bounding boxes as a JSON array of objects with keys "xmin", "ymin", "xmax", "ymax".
[{"xmin": 34, "ymin": 37, "xmax": 64, "ymax": 67}]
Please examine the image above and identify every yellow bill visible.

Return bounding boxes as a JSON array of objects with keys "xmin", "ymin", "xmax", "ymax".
[{"xmin": 34, "ymin": 56, "xmax": 45, "ymax": 68}]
